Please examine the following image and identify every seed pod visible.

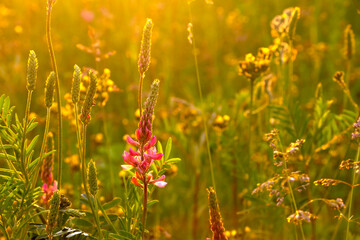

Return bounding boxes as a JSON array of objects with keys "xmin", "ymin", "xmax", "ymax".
[
  {"xmin": 207, "ymin": 187, "xmax": 227, "ymax": 240},
  {"xmin": 71, "ymin": 64, "xmax": 81, "ymax": 104},
  {"xmin": 80, "ymin": 71, "xmax": 97, "ymax": 124},
  {"xmin": 26, "ymin": 50, "xmax": 38, "ymax": 91},
  {"xmin": 45, "ymin": 72, "xmax": 55, "ymax": 108},
  {"xmin": 344, "ymin": 24, "xmax": 355, "ymax": 60},
  {"xmin": 87, "ymin": 159, "xmax": 98, "ymax": 196},
  {"xmin": 288, "ymin": 7, "xmax": 300, "ymax": 40},
  {"xmin": 46, "ymin": 190, "xmax": 60, "ymax": 238},
  {"xmin": 138, "ymin": 18, "xmax": 153, "ymax": 76}
]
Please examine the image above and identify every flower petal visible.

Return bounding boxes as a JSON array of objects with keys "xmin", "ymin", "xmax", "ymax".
[
  {"xmin": 154, "ymin": 181, "xmax": 167, "ymax": 188},
  {"xmin": 121, "ymin": 165, "xmax": 133, "ymax": 170}
]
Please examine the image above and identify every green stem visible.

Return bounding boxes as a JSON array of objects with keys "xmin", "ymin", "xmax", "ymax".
[
  {"xmin": 138, "ymin": 73, "xmax": 144, "ymax": 115},
  {"xmin": 97, "ymin": 197, "xmax": 119, "ymax": 234},
  {"xmin": 102, "ymin": 113, "xmax": 114, "ymax": 196},
  {"xmin": 46, "ymin": 1, "xmax": 63, "ymax": 190},
  {"xmin": 81, "ymin": 123, "xmax": 103, "ymax": 239},
  {"xmin": 142, "ymin": 181, "xmax": 148, "ymax": 240},
  {"xmin": 346, "ymin": 144, "xmax": 360, "ymax": 240},
  {"xmin": 31, "ymin": 107, "xmax": 51, "ymax": 188},
  {"xmin": 249, "ymin": 80, "xmax": 254, "ymax": 159},
  {"xmin": 20, "ymin": 90, "xmax": 32, "ymax": 184},
  {"xmin": 283, "ymin": 159, "xmax": 306, "ymax": 240},
  {"xmin": 188, "ymin": 2, "xmax": 216, "ymax": 190}
]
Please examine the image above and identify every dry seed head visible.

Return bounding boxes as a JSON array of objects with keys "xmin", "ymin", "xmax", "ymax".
[
  {"xmin": 87, "ymin": 159, "xmax": 98, "ymax": 196},
  {"xmin": 80, "ymin": 71, "xmax": 97, "ymax": 124},
  {"xmin": 333, "ymin": 71, "xmax": 346, "ymax": 90},
  {"xmin": 288, "ymin": 7, "xmax": 300, "ymax": 40},
  {"xmin": 344, "ymin": 24, "xmax": 355, "ymax": 60},
  {"xmin": 45, "ymin": 72, "xmax": 55, "ymax": 108},
  {"xmin": 71, "ymin": 64, "xmax": 81, "ymax": 104},
  {"xmin": 26, "ymin": 50, "xmax": 38, "ymax": 91},
  {"xmin": 138, "ymin": 18, "xmax": 153, "ymax": 75},
  {"xmin": 46, "ymin": 190, "xmax": 60, "ymax": 237}
]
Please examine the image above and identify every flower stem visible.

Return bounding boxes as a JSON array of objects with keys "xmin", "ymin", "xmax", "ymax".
[
  {"xmin": 97, "ymin": 197, "xmax": 119, "ymax": 234},
  {"xmin": 139, "ymin": 73, "xmax": 144, "ymax": 115},
  {"xmin": 31, "ymin": 107, "xmax": 51, "ymax": 188},
  {"xmin": 346, "ymin": 144, "xmax": 360, "ymax": 240},
  {"xmin": 142, "ymin": 181, "xmax": 148, "ymax": 239},
  {"xmin": 81, "ymin": 123, "xmax": 103, "ymax": 239},
  {"xmin": 283, "ymin": 159, "xmax": 306, "ymax": 240},
  {"xmin": 46, "ymin": 2, "xmax": 63, "ymax": 190},
  {"xmin": 188, "ymin": 3, "xmax": 216, "ymax": 190},
  {"xmin": 20, "ymin": 90, "xmax": 32, "ymax": 184}
]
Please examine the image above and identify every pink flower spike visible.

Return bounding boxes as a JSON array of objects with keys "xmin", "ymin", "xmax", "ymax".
[
  {"xmin": 154, "ymin": 181, "xmax": 167, "ymax": 188},
  {"xmin": 121, "ymin": 165, "xmax": 133, "ymax": 170},
  {"xmin": 131, "ymin": 176, "xmax": 143, "ymax": 188},
  {"xmin": 145, "ymin": 136, "xmax": 157, "ymax": 150},
  {"xmin": 126, "ymin": 135, "xmax": 139, "ymax": 146}
]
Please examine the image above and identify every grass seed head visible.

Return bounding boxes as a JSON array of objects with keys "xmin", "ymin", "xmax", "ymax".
[
  {"xmin": 46, "ymin": 190, "xmax": 60, "ymax": 238},
  {"xmin": 26, "ymin": 50, "xmax": 38, "ymax": 91},
  {"xmin": 71, "ymin": 64, "xmax": 81, "ymax": 104},
  {"xmin": 80, "ymin": 70, "xmax": 97, "ymax": 124},
  {"xmin": 138, "ymin": 18, "xmax": 153, "ymax": 76},
  {"xmin": 87, "ymin": 159, "xmax": 98, "ymax": 196},
  {"xmin": 45, "ymin": 71, "xmax": 55, "ymax": 108}
]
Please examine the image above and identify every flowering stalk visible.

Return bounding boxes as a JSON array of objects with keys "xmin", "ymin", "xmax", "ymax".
[
  {"xmin": 207, "ymin": 187, "xmax": 227, "ymax": 240},
  {"xmin": 46, "ymin": 0, "xmax": 63, "ymax": 189},
  {"xmin": 74, "ymin": 70, "xmax": 103, "ymax": 239},
  {"xmin": 32, "ymin": 72, "xmax": 55, "ymax": 189},
  {"xmin": 40, "ymin": 132, "xmax": 58, "ymax": 206},
  {"xmin": 346, "ymin": 118, "xmax": 360, "ymax": 240},
  {"xmin": 46, "ymin": 190, "xmax": 60, "ymax": 240},
  {"xmin": 20, "ymin": 50, "xmax": 38, "ymax": 183},
  {"xmin": 122, "ymin": 79, "xmax": 166, "ymax": 238},
  {"xmin": 187, "ymin": 3, "xmax": 217, "ymax": 190}
]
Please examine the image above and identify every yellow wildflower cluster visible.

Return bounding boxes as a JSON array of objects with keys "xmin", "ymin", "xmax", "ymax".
[
  {"xmin": 238, "ymin": 48, "xmax": 271, "ymax": 81},
  {"xmin": 270, "ymin": 7, "xmax": 300, "ymax": 39},
  {"xmin": 213, "ymin": 114, "xmax": 230, "ymax": 132}
]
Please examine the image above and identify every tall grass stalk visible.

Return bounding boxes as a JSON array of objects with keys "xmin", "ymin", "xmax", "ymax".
[
  {"xmin": 80, "ymin": 123, "xmax": 103, "ymax": 239},
  {"xmin": 345, "ymin": 145, "xmax": 360, "ymax": 240},
  {"xmin": 188, "ymin": 3, "xmax": 216, "ymax": 190},
  {"xmin": 46, "ymin": 1, "xmax": 63, "ymax": 189},
  {"xmin": 20, "ymin": 91, "xmax": 32, "ymax": 183}
]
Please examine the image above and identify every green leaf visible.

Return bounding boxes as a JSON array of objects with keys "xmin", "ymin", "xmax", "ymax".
[
  {"xmin": 109, "ymin": 231, "xmax": 136, "ymax": 240},
  {"xmin": 103, "ymin": 198, "xmax": 121, "ymax": 210},
  {"xmin": 166, "ymin": 158, "xmax": 181, "ymax": 164},
  {"xmin": 26, "ymin": 135, "xmax": 39, "ymax": 156},
  {"xmin": 70, "ymin": 218, "xmax": 93, "ymax": 227},
  {"xmin": 147, "ymin": 200, "xmax": 159, "ymax": 208},
  {"xmin": 164, "ymin": 137, "xmax": 172, "ymax": 161}
]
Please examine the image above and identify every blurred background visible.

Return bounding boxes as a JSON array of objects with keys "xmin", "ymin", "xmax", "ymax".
[{"xmin": 0, "ymin": 0, "xmax": 360, "ymax": 239}]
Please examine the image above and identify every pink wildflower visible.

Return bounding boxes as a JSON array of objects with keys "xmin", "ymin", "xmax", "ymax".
[{"xmin": 122, "ymin": 80, "xmax": 166, "ymax": 188}]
